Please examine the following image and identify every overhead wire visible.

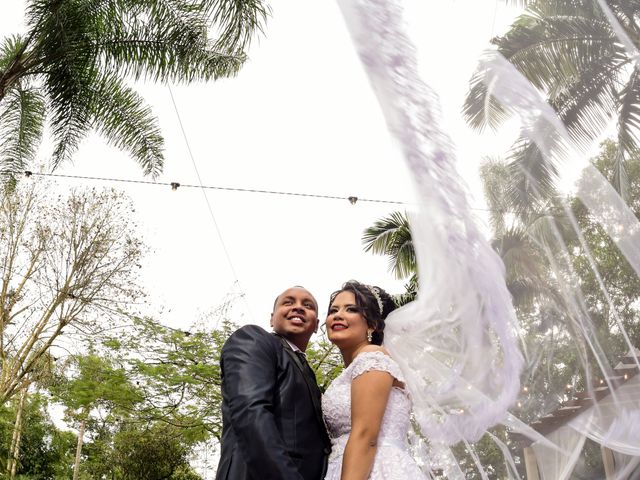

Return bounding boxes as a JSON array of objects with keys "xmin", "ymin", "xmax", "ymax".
[
  {"xmin": 166, "ymin": 86, "xmax": 255, "ymax": 323},
  {"xmin": 23, "ymin": 170, "xmax": 509, "ymax": 213}
]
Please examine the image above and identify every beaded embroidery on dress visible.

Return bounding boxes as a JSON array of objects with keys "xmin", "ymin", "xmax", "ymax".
[{"xmin": 322, "ymin": 351, "xmax": 426, "ymax": 479}]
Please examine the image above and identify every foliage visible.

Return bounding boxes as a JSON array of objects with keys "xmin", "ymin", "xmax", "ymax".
[
  {"xmin": 169, "ymin": 464, "xmax": 204, "ymax": 480},
  {"xmin": 362, "ymin": 211, "xmax": 418, "ymax": 306},
  {"xmin": 50, "ymin": 354, "xmax": 143, "ymax": 415},
  {"xmin": 464, "ymin": 0, "xmax": 640, "ymax": 205},
  {"xmin": 0, "ymin": 0, "xmax": 268, "ymax": 182},
  {"xmin": 363, "ymin": 211, "xmax": 415, "ymax": 280},
  {"xmin": 0, "ymin": 393, "xmax": 76, "ymax": 479},
  {"xmin": 0, "ymin": 182, "xmax": 144, "ymax": 406},
  {"xmin": 110, "ymin": 423, "xmax": 196, "ymax": 480},
  {"xmin": 306, "ymin": 335, "xmax": 343, "ymax": 393},
  {"xmin": 37, "ymin": 314, "xmax": 239, "ymax": 478},
  {"xmin": 362, "ymin": 140, "xmax": 640, "ymax": 477},
  {"xmin": 107, "ymin": 317, "xmax": 238, "ymax": 441},
  {"xmin": 74, "ymin": 420, "xmax": 202, "ymax": 480}
]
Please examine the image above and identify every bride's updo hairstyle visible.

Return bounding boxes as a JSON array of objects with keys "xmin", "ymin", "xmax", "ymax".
[{"xmin": 328, "ymin": 280, "xmax": 396, "ymax": 345}]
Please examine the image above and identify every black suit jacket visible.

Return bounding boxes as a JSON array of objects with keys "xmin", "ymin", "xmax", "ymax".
[{"xmin": 215, "ymin": 325, "xmax": 331, "ymax": 480}]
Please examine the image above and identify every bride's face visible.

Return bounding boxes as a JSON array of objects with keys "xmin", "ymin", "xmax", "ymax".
[{"xmin": 325, "ymin": 291, "xmax": 371, "ymax": 347}]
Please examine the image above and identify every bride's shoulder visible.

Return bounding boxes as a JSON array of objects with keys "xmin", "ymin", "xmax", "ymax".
[
  {"xmin": 349, "ymin": 346, "xmax": 405, "ymax": 384},
  {"xmin": 350, "ymin": 345, "xmax": 394, "ymax": 367},
  {"xmin": 358, "ymin": 345, "xmax": 391, "ymax": 357}
]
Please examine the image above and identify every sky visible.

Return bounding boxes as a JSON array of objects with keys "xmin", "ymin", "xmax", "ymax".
[{"xmin": 0, "ymin": 0, "xmax": 522, "ymax": 337}]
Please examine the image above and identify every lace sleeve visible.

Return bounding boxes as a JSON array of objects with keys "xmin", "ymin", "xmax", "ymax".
[{"xmin": 350, "ymin": 351, "xmax": 405, "ymax": 383}]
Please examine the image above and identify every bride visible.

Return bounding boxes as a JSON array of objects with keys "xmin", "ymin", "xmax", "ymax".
[{"xmin": 322, "ymin": 280, "xmax": 426, "ymax": 479}]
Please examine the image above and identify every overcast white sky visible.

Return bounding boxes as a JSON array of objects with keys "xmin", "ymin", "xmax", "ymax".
[{"xmin": 1, "ymin": 0, "xmax": 522, "ymax": 336}]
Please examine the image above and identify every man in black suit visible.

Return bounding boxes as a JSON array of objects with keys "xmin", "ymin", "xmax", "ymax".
[{"xmin": 215, "ymin": 286, "xmax": 331, "ymax": 480}]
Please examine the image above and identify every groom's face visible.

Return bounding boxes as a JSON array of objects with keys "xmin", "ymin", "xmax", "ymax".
[{"xmin": 271, "ymin": 287, "xmax": 318, "ymax": 351}]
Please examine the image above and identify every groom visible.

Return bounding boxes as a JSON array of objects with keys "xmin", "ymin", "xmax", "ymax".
[{"xmin": 215, "ymin": 286, "xmax": 331, "ymax": 480}]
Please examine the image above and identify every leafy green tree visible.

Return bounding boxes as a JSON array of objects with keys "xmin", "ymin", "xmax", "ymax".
[
  {"xmin": 110, "ymin": 423, "xmax": 197, "ymax": 480},
  {"xmin": 169, "ymin": 464, "xmax": 204, "ymax": 480},
  {"xmin": 49, "ymin": 353, "xmax": 144, "ymax": 480},
  {"xmin": 0, "ymin": 393, "xmax": 76, "ymax": 479},
  {"xmin": 464, "ymin": 0, "xmax": 640, "ymax": 204},
  {"xmin": 110, "ymin": 317, "xmax": 237, "ymax": 441},
  {"xmin": 0, "ymin": 0, "xmax": 267, "ymax": 182},
  {"xmin": 75, "ymin": 420, "xmax": 202, "ymax": 480},
  {"xmin": 362, "ymin": 140, "xmax": 640, "ymax": 478},
  {"xmin": 306, "ymin": 335, "xmax": 343, "ymax": 393}
]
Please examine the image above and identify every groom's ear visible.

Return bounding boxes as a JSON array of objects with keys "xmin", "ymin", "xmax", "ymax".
[
  {"xmin": 314, "ymin": 317, "xmax": 319, "ymax": 333},
  {"xmin": 270, "ymin": 312, "xmax": 274, "ymax": 328}
]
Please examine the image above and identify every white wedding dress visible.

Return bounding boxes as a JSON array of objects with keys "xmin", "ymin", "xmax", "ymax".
[{"xmin": 322, "ymin": 351, "xmax": 427, "ymax": 479}]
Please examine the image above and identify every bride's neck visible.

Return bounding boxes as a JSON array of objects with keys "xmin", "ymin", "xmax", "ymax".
[{"xmin": 340, "ymin": 341, "xmax": 370, "ymax": 367}]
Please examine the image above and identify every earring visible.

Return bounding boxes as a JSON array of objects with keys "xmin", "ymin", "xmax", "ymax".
[{"xmin": 367, "ymin": 330, "xmax": 373, "ymax": 342}]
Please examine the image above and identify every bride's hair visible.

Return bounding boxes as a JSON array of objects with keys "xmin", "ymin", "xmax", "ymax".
[{"xmin": 328, "ymin": 280, "xmax": 396, "ymax": 345}]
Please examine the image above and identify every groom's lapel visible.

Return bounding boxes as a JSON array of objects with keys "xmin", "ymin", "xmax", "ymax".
[{"xmin": 275, "ymin": 335, "xmax": 324, "ymax": 422}]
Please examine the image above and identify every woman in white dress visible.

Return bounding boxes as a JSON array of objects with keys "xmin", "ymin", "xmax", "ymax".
[{"xmin": 322, "ymin": 281, "xmax": 426, "ymax": 480}]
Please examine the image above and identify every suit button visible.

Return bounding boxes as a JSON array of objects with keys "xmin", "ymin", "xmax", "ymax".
[{"xmin": 324, "ymin": 447, "xmax": 331, "ymax": 454}]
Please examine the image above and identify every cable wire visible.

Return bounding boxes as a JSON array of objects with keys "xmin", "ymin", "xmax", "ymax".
[
  {"xmin": 167, "ymin": 86, "xmax": 254, "ymax": 322},
  {"xmin": 24, "ymin": 170, "xmax": 507, "ymax": 213},
  {"xmin": 24, "ymin": 170, "xmax": 409, "ymax": 205}
]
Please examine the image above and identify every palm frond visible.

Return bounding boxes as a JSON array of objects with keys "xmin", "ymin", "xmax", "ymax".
[
  {"xmin": 480, "ymin": 158, "xmax": 512, "ymax": 234},
  {"xmin": 0, "ymin": 35, "xmax": 35, "ymax": 104},
  {"xmin": 614, "ymin": 66, "xmax": 640, "ymax": 199},
  {"xmin": 94, "ymin": 0, "xmax": 247, "ymax": 83},
  {"xmin": 506, "ymin": 135, "xmax": 560, "ymax": 215},
  {"xmin": 96, "ymin": 27, "xmax": 245, "ymax": 83},
  {"xmin": 30, "ymin": 0, "xmax": 97, "ymax": 166},
  {"xmin": 496, "ymin": 227, "xmax": 537, "ymax": 277},
  {"xmin": 393, "ymin": 273, "xmax": 418, "ymax": 307},
  {"xmin": 90, "ymin": 75, "xmax": 164, "ymax": 177},
  {"xmin": 46, "ymin": 74, "xmax": 94, "ymax": 169},
  {"xmin": 204, "ymin": 0, "xmax": 269, "ymax": 52},
  {"xmin": 604, "ymin": 0, "xmax": 640, "ymax": 31},
  {"xmin": 362, "ymin": 211, "xmax": 415, "ymax": 280},
  {"xmin": 528, "ymin": 0, "xmax": 603, "ymax": 19},
  {"xmin": 612, "ymin": 148, "xmax": 630, "ymax": 201},
  {"xmin": 463, "ymin": 62, "xmax": 511, "ymax": 132},
  {"xmin": 0, "ymin": 35, "xmax": 26, "ymax": 74},
  {"xmin": 0, "ymin": 84, "xmax": 45, "ymax": 183},
  {"xmin": 524, "ymin": 208, "xmax": 571, "ymax": 248},
  {"xmin": 495, "ymin": 14, "xmax": 618, "ymax": 94},
  {"xmin": 502, "ymin": 0, "xmax": 531, "ymax": 6},
  {"xmin": 551, "ymin": 54, "xmax": 623, "ymax": 146},
  {"xmin": 493, "ymin": 226, "xmax": 552, "ymax": 307}
]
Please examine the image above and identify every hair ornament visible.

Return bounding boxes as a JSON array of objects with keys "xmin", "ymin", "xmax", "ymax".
[{"xmin": 365, "ymin": 284, "xmax": 384, "ymax": 317}]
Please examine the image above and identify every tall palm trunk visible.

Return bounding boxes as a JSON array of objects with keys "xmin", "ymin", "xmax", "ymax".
[
  {"xmin": 72, "ymin": 408, "xmax": 89, "ymax": 480},
  {"xmin": 6, "ymin": 387, "xmax": 27, "ymax": 479}
]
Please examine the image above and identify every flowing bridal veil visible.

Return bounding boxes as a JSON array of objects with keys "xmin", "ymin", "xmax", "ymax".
[{"xmin": 337, "ymin": 0, "xmax": 640, "ymax": 478}]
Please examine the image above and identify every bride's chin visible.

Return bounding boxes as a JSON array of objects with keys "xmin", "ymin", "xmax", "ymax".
[{"xmin": 328, "ymin": 337, "xmax": 352, "ymax": 351}]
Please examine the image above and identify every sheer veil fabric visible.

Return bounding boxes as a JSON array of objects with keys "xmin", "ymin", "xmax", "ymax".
[
  {"xmin": 336, "ymin": 0, "xmax": 523, "ymax": 446},
  {"xmin": 337, "ymin": 0, "xmax": 640, "ymax": 475}
]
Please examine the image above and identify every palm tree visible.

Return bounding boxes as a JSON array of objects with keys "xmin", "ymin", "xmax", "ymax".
[
  {"xmin": 362, "ymin": 161, "xmax": 570, "ymax": 309},
  {"xmin": 0, "ymin": 0, "xmax": 267, "ymax": 183},
  {"xmin": 362, "ymin": 211, "xmax": 417, "ymax": 306},
  {"xmin": 464, "ymin": 0, "xmax": 640, "ymax": 204}
]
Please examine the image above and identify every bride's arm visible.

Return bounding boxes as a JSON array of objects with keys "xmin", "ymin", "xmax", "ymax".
[{"xmin": 340, "ymin": 366, "xmax": 393, "ymax": 479}]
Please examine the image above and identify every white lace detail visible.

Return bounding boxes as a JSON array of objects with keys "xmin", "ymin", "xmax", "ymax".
[
  {"xmin": 322, "ymin": 352, "xmax": 426, "ymax": 479},
  {"xmin": 350, "ymin": 351, "xmax": 405, "ymax": 383}
]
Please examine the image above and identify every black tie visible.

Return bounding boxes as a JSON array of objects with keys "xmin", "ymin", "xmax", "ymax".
[{"xmin": 296, "ymin": 351, "xmax": 315, "ymax": 378}]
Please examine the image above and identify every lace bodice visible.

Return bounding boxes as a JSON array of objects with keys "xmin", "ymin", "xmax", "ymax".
[
  {"xmin": 322, "ymin": 351, "xmax": 411, "ymax": 448},
  {"xmin": 322, "ymin": 351, "xmax": 427, "ymax": 478}
]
